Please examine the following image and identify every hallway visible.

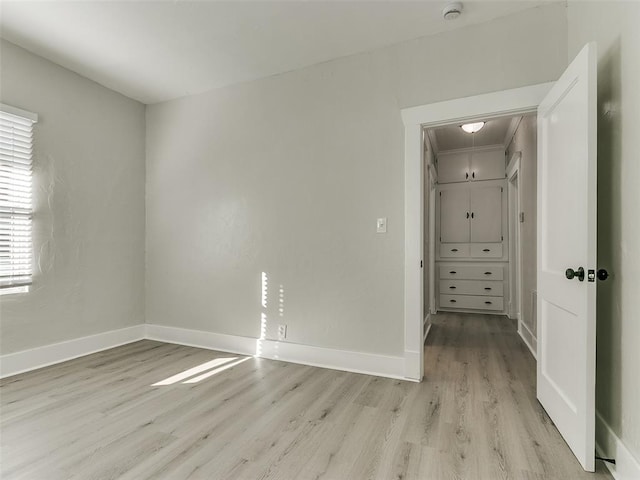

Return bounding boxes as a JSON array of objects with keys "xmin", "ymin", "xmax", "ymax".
[{"xmin": 421, "ymin": 313, "xmax": 611, "ymax": 478}]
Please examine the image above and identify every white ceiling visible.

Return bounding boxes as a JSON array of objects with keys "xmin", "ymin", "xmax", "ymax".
[
  {"xmin": 0, "ymin": 1, "xmax": 552, "ymax": 105},
  {"xmin": 430, "ymin": 116, "xmax": 517, "ymax": 151}
]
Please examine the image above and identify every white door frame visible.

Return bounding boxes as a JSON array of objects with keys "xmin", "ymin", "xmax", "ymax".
[
  {"xmin": 400, "ymin": 83, "xmax": 553, "ymax": 381},
  {"xmin": 507, "ymin": 152, "xmax": 523, "ymax": 323}
]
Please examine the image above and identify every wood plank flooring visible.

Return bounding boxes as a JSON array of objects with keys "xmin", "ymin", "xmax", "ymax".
[{"xmin": 0, "ymin": 314, "xmax": 612, "ymax": 479}]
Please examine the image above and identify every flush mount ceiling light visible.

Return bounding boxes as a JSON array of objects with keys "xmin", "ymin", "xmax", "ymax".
[
  {"xmin": 461, "ymin": 122, "xmax": 485, "ymax": 134},
  {"xmin": 442, "ymin": 2, "xmax": 463, "ymax": 20}
]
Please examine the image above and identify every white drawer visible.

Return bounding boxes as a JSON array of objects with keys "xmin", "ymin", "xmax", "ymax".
[
  {"xmin": 470, "ymin": 243, "xmax": 503, "ymax": 258},
  {"xmin": 440, "ymin": 244, "xmax": 469, "ymax": 258},
  {"xmin": 439, "ymin": 265, "xmax": 504, "ymax": 280},
  {"xmin": 440, "ymin": 279, "xmax": 503, "ymax": 296},
  {"xmin": 440, "ymin": 294, "xmax": 504, "ymax": 311}
]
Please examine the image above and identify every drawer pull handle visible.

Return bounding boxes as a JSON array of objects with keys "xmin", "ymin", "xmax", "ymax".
[
  {"xmin": 449, "ymin": 286, "xmax": 456, "ymax": 289},
  {"xmin": 484, "ymin": 287, "xmax": 492, "ymax": 291},
  {"xmin": 450, "ymin": 299, "xmax": 457, "ymax": 303},
  {"xmin": 483, "ymin": 248, "xmax": 490, "ymax": 252},
  {"xmin": 485, "ymin": 301, "xmax": 492, "ymax": 305},
  {"xmin": 451, "ymin": 248, "xmax": 458, "ymax": 252},
  {"xmin": 484, "ymin": 272, "xmax": 492, "ymax": 275},
  {"xmin": 449, "ymin": 271, "xmax": 457, "ymax": 274}
]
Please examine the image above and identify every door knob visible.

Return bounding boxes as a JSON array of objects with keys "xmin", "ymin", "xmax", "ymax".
[
  {"xmin": 565, "ymin": 267, "xmax": 585, "ymax": 282},
  {"xmin": 597, "ymin": 269, "xmax": 609, "ymax": 281}
]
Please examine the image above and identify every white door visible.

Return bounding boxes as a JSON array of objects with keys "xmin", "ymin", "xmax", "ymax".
[
  {"xmin": 439, "ymin": 189, "xmax": 469, "ymax": 243},
  {"xmin": 470, "ymin": 186, "xmax": 503, "ymax": 242},
  {"xmin": 537, "ymin": 43, "xmax": 597, "ymax": 472}
]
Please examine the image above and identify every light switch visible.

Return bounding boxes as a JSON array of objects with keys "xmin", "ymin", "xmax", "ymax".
[{"xmin": 377, "ymin": 217, "xmax": 387, "ymax": 233}]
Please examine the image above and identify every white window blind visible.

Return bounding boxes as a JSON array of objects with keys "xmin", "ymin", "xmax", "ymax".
[{"xmin": 0, "ymin": 106, "xmax": 37, "ymax": 290}]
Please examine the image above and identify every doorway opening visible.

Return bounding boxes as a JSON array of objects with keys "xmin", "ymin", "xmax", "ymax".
[
  {"xmin": 400, "ymin": 82, "xmax": 552, "ymax": 382},
  {"xmin": 421, "ymin": 113, "xmax": 538, "ymax": 360}
]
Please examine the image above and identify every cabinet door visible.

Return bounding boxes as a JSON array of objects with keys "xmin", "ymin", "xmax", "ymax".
[
  {"xmin": 437, "ymin": 152, "xmax": 470, "ymax": 183},
  {"xmin": 470, "ymin": 149, "xmax": 505, "ymax": 181},
  {"xmin": 470, "ymin": 186, "xmax": 502, "ymax": 242},
  {"xmin": 440, "ymin": 189, "xmax": 469, "ymax": 243}
]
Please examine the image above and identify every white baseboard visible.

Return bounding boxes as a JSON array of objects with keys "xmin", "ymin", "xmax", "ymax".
[
  {"xmin": 403, "ymin": 349, "xmax": 421, "ymax": 382},
  {"xmin": 257, "ymin": 337, "xmax": 406, "ymax": 380},
  {"xmin": 1, "ymin": 323, "xmax": 408, "ymax": 381},
  {"xmin": 422, "ymin": 313, "xmax": 431, "ymax": 345},
  {"xmin": 145, "ymin": 324, "xmax": 256, "ymax": 357},
  {"xmin": 517, "ymin": 321, "xmax": 537, "ymax": 360},
  {"xmin": 145, "ymin": 324, "xmax": 407, "ymax": 380},
  {"xmin": 596, "ymin": 411, "xmax": 640, "ymax": 480},
  {"xmin": 0, "ymin": 325, "xmax": 145, "ymax": 378}
]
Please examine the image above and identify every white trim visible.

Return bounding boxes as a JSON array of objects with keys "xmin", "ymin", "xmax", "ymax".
[
  {"xmin": 0, "ymin": 103, "xmax": 38, "ymax": 123},
  {"xmin": 436, "ymin": 143, "xmax": 505, "ymax": 156},
  {"xmin": 401, "ymin": 82, "xmax": 553, "ymax": 382},
  {"xmin": 507, "ymin": 151, "xmax": 523, "ymax": 323},
  {"xmin": 147, "ymin": 323, "xmax": 407, "ymax": 380},
  {"xmin": 145, "ymin": 324, "xmax": 256, "ymax": 356},
  {"xmin": 401, "ymin": 83, "xmax": 553, "ymax": 127},
  {"xmin": 518, "ymin": 321, "xmax": 537, "ymax": 360},
  {"xmin": 0, "ymin": 323, "xmax": 408, "ymax": 381},
  {"xmin": 259, "ymin": 338, "xmax": 406, "ymax": 380},
  {"xmin": 426, "ymin": 129, "xmax": 439, "ymax": 156},
  {"xmin": 0, "ymin": 325, "xmax": 145, "ymax": 378},
  {"xmin": 423, "ymin": 314, "xmax": 432, "ymax": 343},
  {"xmin": 403, "ymin": 349, "xmax": 421, "ymax": 381},
  {"xmin": 596, "ymin": 411, "xmax": 640, "ymax": 480},
  {"xmin": 504, "ymin": 116, "xmax": 523, "ymax": 149}
]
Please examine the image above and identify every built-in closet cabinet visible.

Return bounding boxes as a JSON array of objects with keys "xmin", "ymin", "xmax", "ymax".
[
  {"xmin": 434, "ymin": 144, "xmax": 508, "ymax": 315},
  {"xmin": 436, "ymin": 145, "xmax": 505, "ymax": 183},
  {"xmin": 439, "ymin": 185, "xmax": 503, "ymax": 244}
]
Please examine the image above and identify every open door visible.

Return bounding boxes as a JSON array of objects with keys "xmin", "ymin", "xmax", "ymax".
[{"xmin": 536, "ymin": 43, "xmax": 597, "ymax": 471}]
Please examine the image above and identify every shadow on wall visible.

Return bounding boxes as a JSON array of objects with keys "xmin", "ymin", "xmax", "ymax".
[{"xmin": 595, "ymin": 37, "xmax": 622, "ymax": 435}]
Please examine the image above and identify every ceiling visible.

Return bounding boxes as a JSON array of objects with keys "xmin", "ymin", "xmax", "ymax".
[
  {"xmin": 429, "ymin": 116, "xmax": 518, "ymax": 152},
  {"xmin": 0, "ymin": 1, "xmax": 552, "ymax": 104}
]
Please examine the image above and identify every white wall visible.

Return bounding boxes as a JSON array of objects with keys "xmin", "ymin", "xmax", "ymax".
[
  {"xmin": 0, "ymin": 40, "xmax": 146, "ymax": 354},
  {"xmin": 568, "ymin": 1, "xmax": 640, "ymax": 466},
  {"xmin": 146, "ymin": 4, "xmax": 567, "ymax": 358},
  {"xmin": 507, "ymin": 115, "xmax": 537, "ymax": 347}
]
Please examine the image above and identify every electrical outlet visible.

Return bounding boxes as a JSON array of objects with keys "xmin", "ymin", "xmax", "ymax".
[{"xmin": 278, "ymin": 324, "xmax": 287, "ymax": 340}]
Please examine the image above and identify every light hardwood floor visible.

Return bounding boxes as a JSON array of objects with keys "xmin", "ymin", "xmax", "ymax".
[{"xmin": 1, "ymin": 314, "xmax": 612, "ymax": 479}]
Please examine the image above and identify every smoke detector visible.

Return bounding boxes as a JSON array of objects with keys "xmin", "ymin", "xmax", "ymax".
[{"xmin": 442, "ymin": 2, "xmax": 463, "ymax": 20}]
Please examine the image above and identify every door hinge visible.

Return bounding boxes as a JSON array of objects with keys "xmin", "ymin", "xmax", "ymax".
[
  {"xmin": 501, "ymin": 235, "xmax": 504, "ymax": 241},
  {"xmin": 595, "ymin": 455, "xmax": 616, "ymax": 465},
  {"xmin": 519, "ymin": 212, "xmax": 525, "ymax": 223},
  {"xmin": 420, "ymin": 260, "xmax": 423, "ymax": 268}
]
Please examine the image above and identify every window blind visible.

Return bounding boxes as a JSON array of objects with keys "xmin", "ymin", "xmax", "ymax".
[{"xmin": 0, "ymin": 107, "xmax": 37, "ymax": 290}]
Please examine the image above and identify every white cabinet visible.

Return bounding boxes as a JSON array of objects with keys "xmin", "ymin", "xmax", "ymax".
[
  {"xmin": 436, "ymin": 152, "xmax": 469, "ymax": 183},
  {"xmin": 438, "ymin": 184, "xmax": 504, "ymax": 246},
  {"xmin": 436, "ymin": 146, "xmax": 505, "ymax": 184},
  {"xmin": 469, "ymin": 186, "xmax": 503, "ymax": 242},
  {"xmin": 470, "ymin": 149, "xmax": 506, "ymax": 181},
  {"xmin": 439, "ymin": 189, "xmax": 470, "ymax": 242},
  {"xmin": 435, "ymin": 178, "xmax": 509, "ymax": 315},
  {"xmin": 437, "ymin": 263, "xmax": 507, "ymax": 313}
]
